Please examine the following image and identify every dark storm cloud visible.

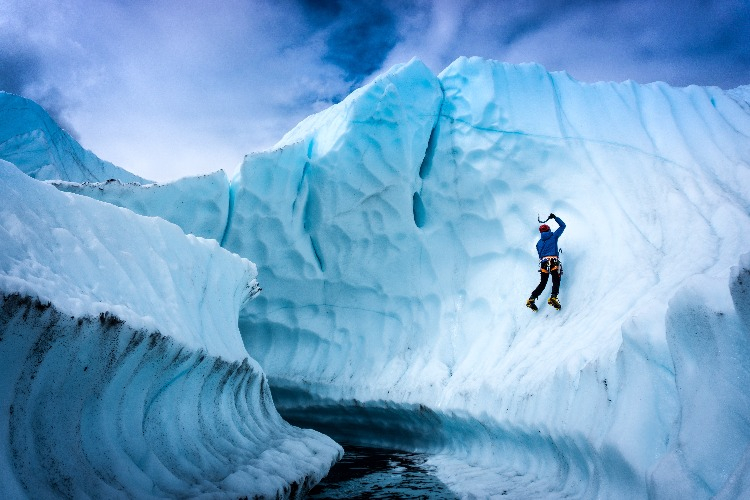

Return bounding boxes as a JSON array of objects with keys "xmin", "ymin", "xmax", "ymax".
[
  {"xmin": 323, "ymin": 3, "xmax": 400, "ymax": 82},
  {"xmin": 297, "ymin": 0, "xmax": 343, "ymax": 27},
  {"xmin": 480, "ymin": 0, "xmax": 618, "ymax": 46},
  {"xmin": 0, "ymin": 46, "xmax": 42, "ymax": 94},
  {"xmin": 0, "ymin": 39, "xmax": 80, "ymax": 138},
  {"xmin": 574, "ymin": 0, "xmax": 750, "ymax": 87},
  {"xmin": 294, "ymin": 0, "xmax": 406, "ymax": 83},
  {"xmin": 392, "ymin": 0, "xmax": 750, "ymax": 89},
  {"xmin": 649, "ymin": 0, "xmax": 750, "ymax": 64}
]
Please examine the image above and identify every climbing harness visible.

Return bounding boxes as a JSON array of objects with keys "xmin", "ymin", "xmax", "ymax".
[
  {"xmin": 539, "ymin": 256, "xmax": 560, "ymax": 273},
  {"xmin": 539, "ymin": 255, "xmax": 564, "ymax": 276}
]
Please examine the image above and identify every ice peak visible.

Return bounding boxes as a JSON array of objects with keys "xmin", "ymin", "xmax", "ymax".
[
  {"xmin": 0, "ymin": 91, "xmax": 148, "ymax": 184},
  {"xmin": 273, "ymin": 57, "xmax": 442, "ymax": 160}
]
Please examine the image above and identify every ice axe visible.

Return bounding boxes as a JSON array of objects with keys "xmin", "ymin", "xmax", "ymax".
[{"xmin": 537, "ymin": 213, "xmax": 554, "ymax": 223}]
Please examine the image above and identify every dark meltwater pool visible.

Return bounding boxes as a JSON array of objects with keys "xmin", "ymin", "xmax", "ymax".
[{"xmin": 307, "ymin": 443, "xmax": 457, "ymax": 499}]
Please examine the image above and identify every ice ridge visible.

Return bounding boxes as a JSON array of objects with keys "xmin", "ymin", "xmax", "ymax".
[
  {"xmin": 0, "ymin": 92, "xmax": 147, "ymax": 184},
  {"xmin": 51, "ymin": 172, "xmax": 231, "ymax": 241}
]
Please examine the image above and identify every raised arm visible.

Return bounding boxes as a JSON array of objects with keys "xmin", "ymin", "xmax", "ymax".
[{"xmin": 551, "ymin": 214, "xmax": 565, "ymax": 237}]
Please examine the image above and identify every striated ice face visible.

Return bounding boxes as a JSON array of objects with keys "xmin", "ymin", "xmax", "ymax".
[
  {"xmin": 0, "ymin": 163, "xmax": 253, "ymax": 361},
  {"xmin": 50, "ymin": 171, "xmax": 231, "ymax": 242},
  {"xmin": 224, "ymin": 59, "xmax": 445, "ymax": 402},
  {"xmin": 223, "ymin": 57, "xmax": 750, "ymax": 497}
]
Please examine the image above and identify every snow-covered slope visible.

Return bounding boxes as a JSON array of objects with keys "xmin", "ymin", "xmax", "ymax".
[
  {"xmin": 0, "ymin": 162, "xmax": 341, "ymax": 498},
  {"xmin": 224, "ymin": 57, "xmax": 750, "ymax": 497},
  {"xmin": 0, "ymin": 92, "xmax": 147, "ymax": 183},
  {"xmin": 51, "ymin": 171, "xmax": 231, "ymax": 241}
]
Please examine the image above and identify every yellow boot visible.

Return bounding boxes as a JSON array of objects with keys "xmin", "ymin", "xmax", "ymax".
[
  {"xmin": 547, "ymin": 295, "xmax": 561, "ymax": 310},
  {"xmin": 526, "ymin": 298, "xmax": 538, "ymax": 312}
]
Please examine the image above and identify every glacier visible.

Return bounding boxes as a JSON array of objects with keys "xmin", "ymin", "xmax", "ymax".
[
  {"xmin": 224, "ymin": 57, "xmax": 750, "ymax": 498},
  {"xmin": 1, "ymin": 56, "xmax": 750, "ymax": 499}
]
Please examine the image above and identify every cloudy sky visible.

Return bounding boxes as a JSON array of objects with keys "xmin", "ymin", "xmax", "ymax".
[{"xmin": 2, "ymin": 0, "xmax": 749, "ymax": 182}]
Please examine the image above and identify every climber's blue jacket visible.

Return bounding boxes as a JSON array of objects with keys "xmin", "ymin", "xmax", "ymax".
[{"xmin": 536, "ymin": 217, "xmax": 565, "ymax": 259}]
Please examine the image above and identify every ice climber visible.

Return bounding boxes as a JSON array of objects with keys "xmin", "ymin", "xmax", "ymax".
[{"xmin": 526, "ymin": 213, "xmax": 565, "ymax": 311}]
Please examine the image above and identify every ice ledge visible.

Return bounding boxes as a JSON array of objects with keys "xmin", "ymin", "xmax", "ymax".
[{"xmin": 50, "ymin": 170, "xmax": 231, "ymax": 241}]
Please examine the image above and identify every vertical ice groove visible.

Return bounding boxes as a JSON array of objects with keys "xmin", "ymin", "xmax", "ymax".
[
  {"xmin": 418, "ymin": 113, "xmax": 441, "ymax": 180},
  {"xmin": 309, "ymin": 235, "xmax": 324, "ymax": 272},
  {"xmin": 412, "ymin": 192, "xmax": 426, "ymax": 228},
  {"xmin": 219, "ymin": 175, "xmax": 235, "ymax": 247},
  {"xmin": 547, "ymin": 71, "xmax": 573, "ymax": 139},
  {"xmin": 292, "ymin": 160, "xmax": 311, "ymax": 215}
]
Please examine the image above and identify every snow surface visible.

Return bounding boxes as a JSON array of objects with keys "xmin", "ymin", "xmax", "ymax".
[
  {"xmin": 0, "ymin": 162, "xmax": 341, "ymax": 497},
  {"xmin": 51, "ymin": 171, "xmax": 230, "ymax": 241},
  {"xmin": 2, "ymin": 55, "xmax": 750, "ymax": 499},
  {"xmin": 0, "ymin": 92, "xmax": 147, "ymax": 184}
]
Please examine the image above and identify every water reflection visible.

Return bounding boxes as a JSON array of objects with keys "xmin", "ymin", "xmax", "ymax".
[{"xmin": 308, "ymin": 443, "xmax": 457, "ymax": 499}]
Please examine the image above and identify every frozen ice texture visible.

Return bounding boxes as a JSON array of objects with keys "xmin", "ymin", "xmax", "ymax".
[
  {"xmin": 51, "ymin": 171, "xmax": 230, "ymax": 241},
  {"xmin": 0, "ymin": 163, "xmax": 341, "ymax": 498}
]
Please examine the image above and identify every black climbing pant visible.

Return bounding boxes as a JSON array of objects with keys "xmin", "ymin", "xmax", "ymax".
[{"xmin": 531, "ymin": 269, "xmax": 561, "ymax": 300}]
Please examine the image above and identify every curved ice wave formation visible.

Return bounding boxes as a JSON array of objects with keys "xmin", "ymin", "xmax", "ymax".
[
  {"xmin": 0, "ymin": 163, "xmax": 342, "ymax": 497},
  {"xmin": 0, "ymin": 293, "xmax": 340, "ymax": 499},
  {"xmin": 275, "ymin": 385, "xmax": 640, "ymax": 499}
]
